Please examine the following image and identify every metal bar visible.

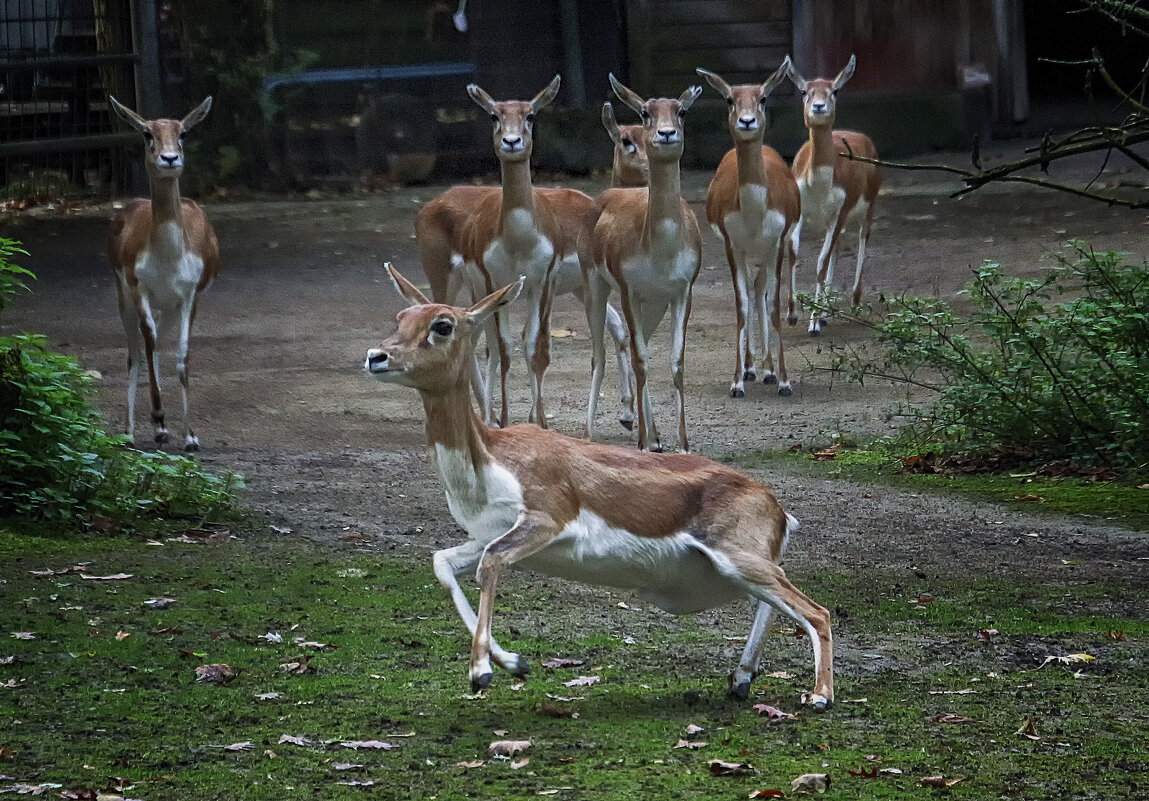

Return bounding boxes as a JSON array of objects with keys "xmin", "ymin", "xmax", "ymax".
[
  {"xmin": 263, "ymin": 62, "xmax": 476, "ymax": 93},
  {"xmin": 0, "ymin": 54, "xmax": 138, "ymax": 71},
  {"xmin": 0, "ymin": 132, "xmax": 137, "ymax": 157}
]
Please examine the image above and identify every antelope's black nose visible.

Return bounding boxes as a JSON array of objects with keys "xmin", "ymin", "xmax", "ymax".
[{"xmin": 365, "ymin": 349, "xmax": 389, "ymax": 372}]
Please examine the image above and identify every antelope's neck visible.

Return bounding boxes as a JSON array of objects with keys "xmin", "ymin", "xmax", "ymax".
[
  {"xmin": 499, "ymin": 158, "xmax": 535, "ymax": 217},
  {"xmin": 734, "ymin": 137, "xmax": 767, "ymax": 188},
  {"xmin": 420, "ymin": 387, "xmax": 490, "ymax": 471},
  {"xmin": 644, "ymin": 159, "xmax": 683, "ymax": 237},
  {"xmin": 148, "ymin": 174, "xmax": 185, "ymax": 253},
  {"xmin": 806, "ymin": 124, "xmax": 838, "ymax": 171}
]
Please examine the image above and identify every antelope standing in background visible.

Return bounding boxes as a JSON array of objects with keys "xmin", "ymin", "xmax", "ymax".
[
  {"xmin": 697, "ymin": 61, "xmax": 801, "ymax": 398},
  {"xmin": 785, "ymin": 55, "xmax": 881, "ymax": 335},
  {"xmin": 365, "ymin": 264, "xmax": 835, "ymax": 708},
  {"xmin": 107, "ymin": 96, "xmax": 219, "ymax": 451},
  {"xmin": 587, "ymin": 76, "xmax": 703, "ymax": 452},
  {"xmin": 601, "ymin": 101, "xmax": 649, "ymax": 188}
]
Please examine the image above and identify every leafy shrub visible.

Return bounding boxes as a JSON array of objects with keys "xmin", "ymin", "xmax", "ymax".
[
  {"xmin": 0, "ymin": 238, "xmax": 241, "ymax": 526},
  {"xmin": 833, "ymin": 243, "xmax": 1149, "ymax": 474}
]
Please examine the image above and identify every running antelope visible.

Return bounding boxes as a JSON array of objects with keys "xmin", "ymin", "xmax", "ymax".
[
  {"xmin": 364, "ymin": 264, "xmax": 835, "ymax": 708},
  {"xmin": 785, "ymin": 55, "xmax": 881, "ymax": 335},
  {"xmin": 587, "ymin": 76, "xmax": 703, "ymax": 452},
  {"xmin": 698, "ymin": 61, "xmax": 801, "ymax": 398},
  {"xmin": 106, "ymin": 96, "xmax": 219, "ymax": 451}
]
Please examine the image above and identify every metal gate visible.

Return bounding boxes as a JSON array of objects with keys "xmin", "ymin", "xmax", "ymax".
[{"xmin": 1, "ymin": 0, "xmax": 139, "ymax": 200}]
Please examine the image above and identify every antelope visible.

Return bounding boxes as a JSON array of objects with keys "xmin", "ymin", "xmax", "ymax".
[
  {"xmin": 587, "ymin": 76, "xmax": 703, "ymax": 452},
  {"xmin": 697, "ymin": 61, "xmax": 801, "ymax": 398},
  {"xmin": 106, "ymin": 96, "xmax": 220, "ymax": 451},
  {"xmin": 458, "ymin": 76, "xmax": 637, "ymax": 431},
  {"xmin": 785, "ymin": 55, "xmax": 881, "ymax": 335},
  {"xmin": 409, "ymin": 101, "xmax": 647, "ymax": 427},
  {"xmin": 364, "ymin": 263, "xmax": 835, "ymax": 708},
  {"xmin": 601, "ymin": 101, "xmax": 649, "ymax": 188}
]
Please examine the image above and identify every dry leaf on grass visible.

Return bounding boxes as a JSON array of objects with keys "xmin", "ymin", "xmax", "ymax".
[
  {"xmin": 752, "ymin": 704, "xmax": 796, "ymax": 722},
  {"xmin": 709, "ymin": 759, "xmax": 755, "ymax": 777},
  {"xmin": 223, "ymin": 742, "xmax": 253, "ymax": 751},
  {"xmin": 542, "ymin": 657, "xmax": 586, "ymax": 669},
  {"xmin": 456, "ymin": 760, "xmax": 486, "ymax": 768},
  {"xmin": 563, "ymin": 675, "xmax": 600, "ymax": 687},
  {"xmin": 921, "ymin": 776, "xmax": 965, "ymax": 788},
  {"xmin": 340, "ymin": 740, "xmax": 400, "ymax": 750},
  {"xmin": 278, "ymin": 734, "xmax": 312, "ymax": 746},
  {"xmin": 488, "ymin": 740, "xmax": 531, "ymax": 757},
  {"xmin": 80, "ymin": 573, "xmax": 133, "ymax": 581},
  {"xmin": 748, "ymin": 790, "xmax": 786, "ymax": 799},
  {"xmin": 194, "ymin": 663, "xmax": 237, "ymax": 684},
  {"xmin": 934, "ymin": 714, "xmax": 974, "ymax": 724},
  {"xmin": 791, "ymin": 772, "xmax": 831, "ymax": 793},
  {"xmin": 673, "ymin": 739, "xmax": 707, "ymax": 749}
]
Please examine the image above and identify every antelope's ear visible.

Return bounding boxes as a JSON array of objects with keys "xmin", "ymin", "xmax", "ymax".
[
  {"xmin": 763, "ymin": 56, "xmax": 791, "ymax": 94},
  {"xmin": 784, "ymin": 56, "xmax": 808, "ymax": 92},
  {"xmin": 181, "ymin": 97, "xmax": 213, "ymax": 130},
  {"xmin": 678, "ymin": 85, "xmax": 703, "ymax": 112},
  {"xmin": 601, "ymin": 102, "xmax": 622, "ymax": 144},
  {"xmin": 467, "ymin": 83, "xmax": 497, "ymax": 114},
  {"xmin": 385, "ymin": 262, "xmax": 432, "ymax": 307},
  {"xmin": 531, "ymin": 75, "xmax": 561, "ymax": 112},
  {"xmin": 466, "ymin": 276, "xmax": 523, "ymax": 325},
  {"xmin": 609, "ymin": 73, "xmax": 645, "ymax": 116},
  {"xmin": 109, "ymin": 96, "xmax": 150, "ymax": 132},
  {"xmin": 833, "ymin": 55, "xmax": 857, "ymax": 90},
  {"xmin": 695, "ymin": 68, "xmax": 730, "ymax": 99}
]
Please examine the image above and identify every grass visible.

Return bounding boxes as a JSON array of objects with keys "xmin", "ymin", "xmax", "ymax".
[
  {"xmin": 1, "ymin": 523, "xmax": 1145, "ymax": 800},
  {"xmin": 731, "ymin": 446, "xmax": 1149, "ymax": 532}
]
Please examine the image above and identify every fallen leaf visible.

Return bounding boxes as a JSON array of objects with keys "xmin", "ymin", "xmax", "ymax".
[
  {"xmin": 255, "ymin": 692, "xmax": 280, "ymax": 700},
  {"xmin": 752, "ymin": 704, "xmax": 796, "ymax": 722},
  {"xmin": 80, "ymin": 573, "xmax": 133, "ymax": 581},
  {"xmin": 336, "ymin": 780, "xmax": 377, "ymax": 787},
  {"xmin": 456, "ymin": 760, "xmax": 486, "ymax": 768},
  {"xmin": 929, "ymin": 689, "xmax": 977, "ymax": 695},
  {"xmin": 257, "ymin": 632, "xmax": 283, "ymax": 644},
  {"xmin": 848, "ymin": 767, "xmax": 878, "ymax": 778},
  {"xmin": 194, "ymin": 663, "xmax": 237, "ymax": 684},
  {"xmin": 278, "ymin": 734, "xmax": 312, "ymax": 746},
  {"xmin": 709, "ymin": 759, "xmax": 755, "ymax": 777},
  {"xmin": 511, "ymin": 758, "xmax": 530, "ymax": 769},
  {"xmin": 537, "ymin": 703, "xmax": 578, "ymax": 719},
  {"xmin": 791, "ymin": 772, "xmax": 831, "ymax": 793},
  {"xmin": 279, "ymin": 655, "xmax": 316, "ymax": 674},
  {"xmin": 542, "ymin": 657, "xmax": 585, "ymax": 669},
  {"xmin": 685, "ymin": 724, "xmax": 705, "ymax": 735},
  {"xmin": 143, "ymin": 597, "xmax": 177, "ymax": 608},
  {"xmin": 0, "ymin": 656, "xmax": 14, "ymax": 665},
  {"xmin": 545, "ymin": 693, "xmax": 584, "ymax": 702},
  {"xmin": 340, "ymin": 740, "xmax": 400, "ymax": 750},
  {"xmin": 10, "ymin": 632, "xmax": 34, "ymax": 640},
  {"xmin": 1108, "ymin": 629, "xmax": 1125, "ymax": 642},
  {"xmin": 550, "ymin": 328, "xmax": 577, "ymax": 339},
  {"xmin": 976, "ymin": 628, "xmax": 998, "ymax": 643},
  {"xmin": 333, "ymin": 763, "xmax": 364, "ymax": 770},
  {"xmin": 489, "ymin": 740, "xmax": 531, "ymax": 757},
  {"xmin": 674, "ymin": 739, "xmax": 707, "ymax": 749},
  {"xmin": 1013, "ymin": 494, "xmax": 1043, "ymax": 502},
  {"xmin": 115, "ymin": 631, "xmax": 131, "ymax": 641},
  {"xmin": 563, "ymin": 675, "xmax": 600, "ymax": 687},
  {"xmin": 1016, "ymin": 716, "xmax": 1041, "ymax": 740},
  {"xmin": 762, "ymin": 670, "xmax": 794, "ymax": 679},
  {"xmin": 1036, "ymin": 653, "xmax": 1094, "ymax": 669},
  {"xmin": 921, "ymin": 776, "xmax": 965, "ymax": 788},
  {"xmin": 748, "ymin": 791, "xmax": 786, "ymax": 799},
  {"xmin": 934, "ymin": 714, "xmax": 974, "ymax": 724},
  {"xmin": 223, "ymin": 742, "xmax": 253, "ymax": 751},
  {"xmin": 293, "ymin": 637, "xmax": 337, "ymax": 650},
  {"xmin": 879, "ymin": 768, "xmax": 904, "ymax": 775}
]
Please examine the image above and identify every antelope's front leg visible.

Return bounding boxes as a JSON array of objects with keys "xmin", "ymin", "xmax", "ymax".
[
  {"xmin": 431, "ymin": 541, "xmax": 527, "ymax": 677},
  {"xmin": 668, "ymin": 290, "xmax": 692, "ymax": 453},
  {"xmin": 471, "ymin": 510, "xmax": 560, "ymax": 691}
]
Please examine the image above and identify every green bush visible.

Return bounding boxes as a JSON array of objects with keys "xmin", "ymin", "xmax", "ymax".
[
  {"xmin": 0, "ymin": 238, "xmax": 241, "ymax": 526},
  {"xmin": 833, "ymin": 243, "xmax": 1149, "ymax": 474}
]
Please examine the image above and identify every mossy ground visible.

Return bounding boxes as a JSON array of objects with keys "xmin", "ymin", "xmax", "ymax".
[{"xmin": 2, "ymin": 514, "xmax": 1145, "ymax": 800}]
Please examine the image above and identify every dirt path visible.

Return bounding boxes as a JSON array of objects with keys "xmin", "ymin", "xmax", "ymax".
[{"xmin": 3, "ymin": 142, "xmax": 1146, "ymax": 607}]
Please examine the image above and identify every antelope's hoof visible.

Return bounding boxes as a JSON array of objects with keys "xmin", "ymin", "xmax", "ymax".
[
  {"xmin": 762, "ymin": 374, "xmax": 778, "ymax": 386},
  {"xmin": 619, "ymin": 417, "xmax": 635, "ymax": 431},
  {"xmin": 471, "ymin": 672, "xmax": 493, "ymax": 693},
  {"xmin": 509, "ymin": 658, "xmax": 531, "ymax": 678},
  {"xmin": 154, "ymin": 431, "xmax": 170, "ymax": 444},
  {"xmin": 808, "ymin": 328, "xmax": 821, "ymax": 338},
  {"xmin": 729, "ymin": 681, "xmax": 752, "ymax": 701},
  {"xmin": 801, "ymin": 692, "xmax": 833, "ymax": 711},
  {"xmin": 743, "ymin": 369, "xmax": 756, "ymax": 382},
  {"xmin": 787, "ymin": 314, "xmax": 799, "ymax": 326},
  {"xmin": 730, "ymin": 387, "xmax": 745, "ymax": 399},
  {"xmin": 184, "ymin": 439, "xmax": 201, "ymax": 453},
  {"xmin": 778, "ymin": 385, "xmax": 793, "ymax": 397}
]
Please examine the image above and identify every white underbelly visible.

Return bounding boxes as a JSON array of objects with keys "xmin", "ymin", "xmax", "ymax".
[{"xmin": 519, "ymin": 510, "xmax": 745, "ymax": 615}]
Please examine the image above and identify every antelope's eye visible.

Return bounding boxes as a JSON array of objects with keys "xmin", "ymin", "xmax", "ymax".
[
  {"xmin": 430, "ymin": 320, "xmax": 455, "ymax": 338},
  {"xmin": 726, "ymin": 98, "xmax": 735, "ymax": 107},
  {"xmin": 526, "ymin": 112, "xmax": 535, "ymax": 123},
  {"xmin": 489, "ymin": 113, "xmax": 499, "ymax": 122},
  {"xmin": 759, "ymin": 97, "xmax": 767, "ymax": 107},
  {"xmin": 143, "ymin": 131, "xmax": 154, "ymax": 143},
  {"xmin": 831, "ymin": 90, "xmax": 839, "ymax": 97}
]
